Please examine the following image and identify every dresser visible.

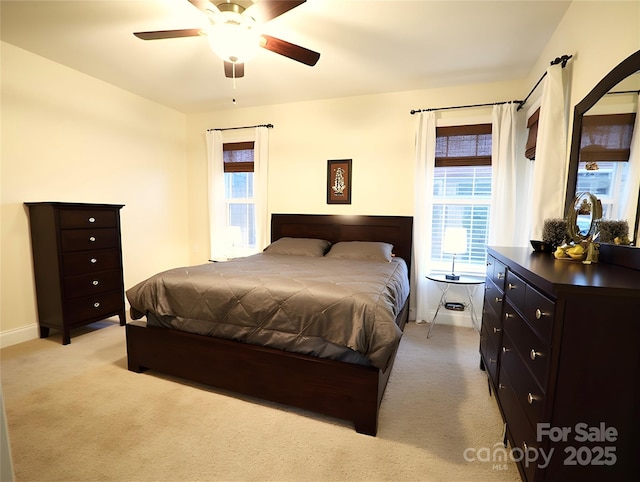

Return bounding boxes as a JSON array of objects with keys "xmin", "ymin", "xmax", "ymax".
[
  {"xmin": 480, "ymin": 246, "xmax": 640, "ymax": 482},
  {"xmin": 25, "ymin": 202, "xmax": 126, "ymax": 344}
]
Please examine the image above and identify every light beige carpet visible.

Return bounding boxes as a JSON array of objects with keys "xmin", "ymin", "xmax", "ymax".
[{"xmin": 1, "ymin": 320, "xmax": 520, "ymax": 482}]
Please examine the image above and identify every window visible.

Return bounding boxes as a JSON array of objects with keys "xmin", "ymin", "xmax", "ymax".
[
  {"xmin": 431, "ymin": 125, "xmax": 492, "ymax": 274},
  {"xmin": 224, "ymin": 141, "xmax": 255, "ymax": 255}
]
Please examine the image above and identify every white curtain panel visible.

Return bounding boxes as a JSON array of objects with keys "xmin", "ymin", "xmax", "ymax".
[
  {"xmin": 206, "ymin": 130, "xmax": 226, "ymax": 259},
  {"xmin": 617, "ymin": 93, "xmax": 640, "ymax": 227},
  {"xmin": 412, "ymin": 111, "xmax": 436, "ymax": 323},
  {"xmin": 489, "ymin": 103, "xmax": 520, "ymax": 246},
  {"xmin": 254, "ymin": 126, "xmax": 270, "ymax": 250},
  {"xmin": 529, "ymin": 64, "xmax": 571, "ymax": 240}
]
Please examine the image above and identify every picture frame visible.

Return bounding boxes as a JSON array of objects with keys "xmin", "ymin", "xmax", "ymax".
[{"xmin": 327, "ymin": 159, "xmax": 352, "ymax": 204}]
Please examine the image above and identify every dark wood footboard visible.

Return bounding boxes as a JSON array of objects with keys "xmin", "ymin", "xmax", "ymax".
[{"xmin": 126, "ymin": 319, "xmax": 400, "ymax": 435}]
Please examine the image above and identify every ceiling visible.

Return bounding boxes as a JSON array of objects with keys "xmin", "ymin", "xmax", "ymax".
[{"xmin": 1, "ymin": 0, "xmax": 572, "ymax": 113}]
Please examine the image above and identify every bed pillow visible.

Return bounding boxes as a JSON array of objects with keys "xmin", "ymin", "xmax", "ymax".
[
  {"xmin": 263, "ymin": 237, "xmax": 331, "ymax": 257},
  {"xmin": 325, "ymin": 241, "xmax": 394, "ymax": 262}
]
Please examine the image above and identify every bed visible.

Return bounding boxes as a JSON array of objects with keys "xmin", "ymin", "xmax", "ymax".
[{"xmin": 125, "ymin": 214, "xmax": 413, "ymax": 435}]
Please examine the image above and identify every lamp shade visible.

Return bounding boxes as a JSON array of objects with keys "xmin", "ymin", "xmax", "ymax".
[
  {"xmin": 443, "ymin": 227, "xmax": 467, "ymax": 255},
  {"xmin": 207, "ymin": 12, "xmax": 261, "ymax": 63}
]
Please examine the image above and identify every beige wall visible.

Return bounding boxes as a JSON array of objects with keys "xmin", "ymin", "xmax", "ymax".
[
  {"xmin": 0, "ymin": 43, "xmax": 190, "ymax": 345},
  {"xmin": 1, "ymin": 1, "xmax": 639, "ymax": 343}
]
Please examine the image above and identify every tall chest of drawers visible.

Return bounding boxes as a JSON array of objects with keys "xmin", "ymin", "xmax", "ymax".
[
  {"xmin": 25, "ymin": 202, "xmax": 126, "ymax": 344},
  {"xmin": 480, "ymin": 246, "xmax": 640, "ymax": 482}
]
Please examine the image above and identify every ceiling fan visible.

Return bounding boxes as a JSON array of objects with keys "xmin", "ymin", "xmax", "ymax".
[{"xmin": 134, "ymin": 0, "xmax": 320, "ymax": 78}]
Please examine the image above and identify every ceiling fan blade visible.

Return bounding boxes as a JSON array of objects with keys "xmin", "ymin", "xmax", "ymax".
[
  {"xmin": 224, "ymin": 61, "xmax": 245, "ymax": 78},
  {"xmin": 260, "ymin": 34, "xmax": 319, "ymax": 66},
  {"xmin": 134, "ymin": 29, "xmax": 202, "ymax": 40},
  {"xmin": 247, "ymin": 1, "xmax": 306, "ymax": 22}
]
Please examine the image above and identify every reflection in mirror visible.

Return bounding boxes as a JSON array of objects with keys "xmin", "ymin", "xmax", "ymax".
[{"xmin": 566, "ymin": 50, "xmax": 640, "ymax": 247}]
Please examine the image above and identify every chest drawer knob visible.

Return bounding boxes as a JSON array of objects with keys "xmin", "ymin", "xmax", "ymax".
[
  {"xmin": 90, "ymin": 258, "xmax": 97, "ymax": 264},
  {"xmin": 89, "ymin": 217, "xmax": 96, "ymax": 223},
  {"xmin": 489, "ymin": 358, "xmax": 497, "ymax": 364},
  {"xmin": 508, "ymin": 283, "xmax": 517, "ymax": 290},
  {"xmin": 499, "ymin": 383, "xmax": 506, "ymax": 390},
  {"xmin": 497, "ymin": 272, "xmax": 505, "ymax": 280},
  {"xmin": 89, "ymin": 236, "xmax": 96, "ymax": 242},
  {"xmin": 92, "ymin": 280, "xmax": 99, "ymax": 286},
  {"xmin": 493, "ymin": 327, "xmax": 501, "ymax": 334},
  {"xmin": 527, "ymin": 392, "xmax": 538, "ymax": 404},
  {"xmin": 535, "ymin": 308, "xmax": 549, "ymax": 319},
  {"xmin": 502, "ymin": 346, "xmax": 509, "ymax": 354},
  {"xmin": 530, "ymin": 349, "xmax": 541, "ymax": 360},
  {"xmin": 93, "ymin": 302, "xmax": 100, "ymax": 308},
  {"xmin": 505, "ymin": 312, "xmax": 513, "ymax": 320},
  {"xmin": 495, "ymin": 296, "xmax": 503, "ymax": 303}
]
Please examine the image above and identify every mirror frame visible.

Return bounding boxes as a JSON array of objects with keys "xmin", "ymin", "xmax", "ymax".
[{"xmin": 565, "ymin": 49, "xmax": 640, "ymax": 244}]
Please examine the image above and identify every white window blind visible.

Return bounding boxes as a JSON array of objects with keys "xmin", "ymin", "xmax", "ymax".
[{"xmin": 431, "ymin": 125, "xmax": 492, "ymax": 274}]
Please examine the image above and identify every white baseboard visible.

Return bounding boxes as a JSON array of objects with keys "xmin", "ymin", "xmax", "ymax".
[{"xmin": 0, "ymin": 324, "xmax": 39, "ymax": 349}]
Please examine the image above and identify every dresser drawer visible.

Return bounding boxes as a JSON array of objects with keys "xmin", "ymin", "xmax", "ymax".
[
  {"xmin": 488, "ymin": 257, "xmax": 507, "ymax": 291},
  {"xmin": 480, "ymin": 322, "xmax": 500, "ymax": 384},
  {"xmin": 64, "ymin": 290, "xmax": 124, "ymax": 325},
  {"xmin": 61, "ymin": 228, "xmax": 120, "ymax": 252},
  {"xmin": 64, "ymin": 270, "xmax": 123, "ymax": 299},
  {"xmin": 505, "ymin": 270, "xmax": 526, "ymax": 312},
  {"xmin": 503, "ymin": 304, "xmax": 550, "ymax": 390},
  {"xmin": 62, "ymin": 248, "xmax": 121, "ymax": 276},
  {"xmin": 59, "ymin": 209, "xmax": 118, "ymax": 229},
  {"xmin": 501, "ymin": 332, "xmax": 545, "ymax": 431},
  {"xmin": 498, "ymin": 367, "xmax": 540, "ymax": 482},
  {"xmin": 523, "ymin": 285, "xmax": 555, "ymax": 344},
  {"xmin": 484, "ymin": 278, "xmax": 505, "ymax": 319}
]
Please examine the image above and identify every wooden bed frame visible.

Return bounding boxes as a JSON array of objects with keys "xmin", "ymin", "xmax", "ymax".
[{"xmin": 126, "ymin": 214, "xmax": 413, "ymax": 435}]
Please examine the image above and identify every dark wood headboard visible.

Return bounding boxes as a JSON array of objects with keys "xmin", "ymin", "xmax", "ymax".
[{"xmin": 271, "ymin": 214, "xmax": 413, "ymax": 273}]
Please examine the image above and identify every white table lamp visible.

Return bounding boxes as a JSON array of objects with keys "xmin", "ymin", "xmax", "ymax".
[{"xmin": 443, "ymin": 227, "xmax": 467, "ymax": 280}]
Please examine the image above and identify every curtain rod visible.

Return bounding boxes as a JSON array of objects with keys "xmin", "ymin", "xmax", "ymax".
[
  {"xmin": 607, "ymin": 90, "xmax": 640, "ymax": 96},
  {"xmin": 410, "ymin": 100, "xmax": 521, "ymax": 115},
  {"xmin": 516, "ymin": 54, "xmax": 573, "ymax": 111},
  {"xmin": 207, "ymin": 123, "xmax": 274, "ymax": 132},
  {"xmin": 409, "ymin": 54, "xmax": 573, "ymax": 115}
]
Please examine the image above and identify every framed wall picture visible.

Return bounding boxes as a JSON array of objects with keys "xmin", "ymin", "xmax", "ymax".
[{"xmin": 327, "ymin": 159, "xmax": 352, "ymax": 204}]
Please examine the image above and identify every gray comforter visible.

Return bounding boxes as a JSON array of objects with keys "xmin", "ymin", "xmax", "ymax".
[{"xmin": 126, "ymin": 253, "xmax": 410, "ymax": 370}]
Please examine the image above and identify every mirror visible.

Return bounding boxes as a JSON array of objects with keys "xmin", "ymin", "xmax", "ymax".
[
  {"xmin": 566, "ymin": 50, "xmax": 640, "ymax": 247},
  {"xmin": 566, "ymin": 192, "xmax": 602, "ymax": 242}
]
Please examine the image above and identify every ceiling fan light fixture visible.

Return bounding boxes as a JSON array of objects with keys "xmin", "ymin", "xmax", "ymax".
[{"xmin": 207, "ymin": 11, "xmax": 261, "ymax": 64}]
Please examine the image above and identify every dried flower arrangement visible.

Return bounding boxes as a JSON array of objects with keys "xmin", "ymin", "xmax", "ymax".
[
  {"xmin": 542, "ymin": 218, "xmax": 568, "ymax": 248},
  {"xmin": 597, "ymin": 220, "xmax": 630, "ymax": 244}
]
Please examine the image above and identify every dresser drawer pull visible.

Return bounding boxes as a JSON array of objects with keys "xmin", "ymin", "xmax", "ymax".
[
  {"xmin": 499, "ymin": 383, "xmax": 506, "ymax": 390},
  {"xmin": 89, "ymin": 217, "xmax": 96, "ymax": 223},
  {"xmin": 508, "ymin": 283, "xmax": 516, "ymax": 290},
  {"xmin": 89, "ymin": 236, "xmax": 96, "ymax": 242},
  {"xmin": 93, "ymin": 302, "xmax": 100, "ymax": 308},
  {"xmin": 487, "ymin": 261, "xmax": 492, "ymax": 267},
  {"xmin": 523, "ymin": 441, "xmax": 528, "ymax": 451},
  {"xmin": 535, "ymin": 309, "xmax": 549, "ymax": 319},
  {"xmin": 530, "ymin": 349, "xmax": 541, "ymax": 360},
  {"xmin": 495, "ymin": 296, "xmax": 503, "ymax": 303},
  {"xmin": 489, "ymin": 358, "xmax": 497, "ymax": 364},
  {"xmin": 493, "ymin": 327, "xmax": 501, "ymax": 334},
  {"xmin": 92, "ymin": 280, "xmax": 99, "ymax": 286},
  {"xmin": 502, "ymin": 346, "xmax": 509, "ymax": 353},
  {"xmin": 527, "ymin": 392, "xmax": 537, "ymax": 404},
  {"xmin": 505, "ymin": 313, "xmax": 513, "ymax": 319},
  {"xmin": 497, "ymin": 272, "xmax": 505, "ymax": 280},
  {"xmin": 90, "ymin": 258, "xmax": 97, "ymax": 264}
]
